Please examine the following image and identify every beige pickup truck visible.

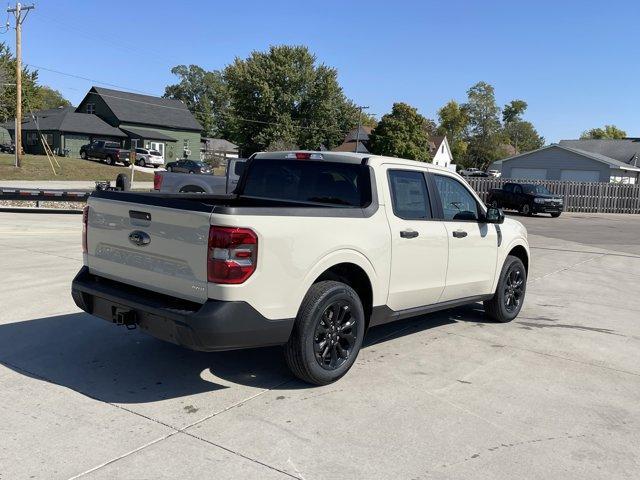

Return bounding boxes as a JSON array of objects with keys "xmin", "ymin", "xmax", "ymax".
[{"xmin": 72, "ymin": 151, "xmax": 530, "ymax": 385}]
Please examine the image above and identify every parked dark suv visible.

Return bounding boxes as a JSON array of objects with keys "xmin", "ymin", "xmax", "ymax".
[
  {"xmin": 487, "ymin": 182, "xmax": 564, "ymax": 217},
  {"xmin": 164, "ymin": 159, "xmax": 212, "ymax": 174}
]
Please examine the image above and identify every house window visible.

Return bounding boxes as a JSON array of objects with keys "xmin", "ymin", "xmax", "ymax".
[
  {"xmin": 26, "ymin": 132, "xmax": 38, "ymax": 146},
  {"xmin": 43, "ymin": 133, "xmax": 54, "ymax": 146},
  {"xmin": 86, "ymin": 103, "xmax": 95, "ymax": 114},
  {"xmin": 441, "ymin": 145, "xmax": 444, "ymax": 153}
]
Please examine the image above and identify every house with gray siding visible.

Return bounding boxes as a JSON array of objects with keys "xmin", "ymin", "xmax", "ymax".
[
  {"xmin": 494, "ymin": 144, "xmax": 640, "ymax": 184},
  {"xmin": 76, "ymin": 86, "xmax": 202, "ymax": 161}
]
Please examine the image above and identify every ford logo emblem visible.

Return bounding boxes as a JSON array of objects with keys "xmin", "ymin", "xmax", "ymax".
[{"xmin": 128, "ymin": 230, "xmax": 151, "ymax": 247}]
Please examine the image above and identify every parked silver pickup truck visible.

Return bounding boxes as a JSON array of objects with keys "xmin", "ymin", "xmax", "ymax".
[{"xmin": 153, "ymin": 158, "xmax": 246, "ymax": 194}]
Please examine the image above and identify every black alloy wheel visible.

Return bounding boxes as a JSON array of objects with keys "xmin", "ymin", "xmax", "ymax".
[
  {"xmin": 484, "ymin": 255, "xmax": 527, "ymax": 323},
  {"xmin": 313, "ymin": 301, "xmax": 359, "ymax": 370},
  {"xmin": 284, "ymin": 280, "xmax": 365, "ymax": 385},
  {"xmin": 503, "ymin": 265, "xmax": 525, "ymax": 313}
]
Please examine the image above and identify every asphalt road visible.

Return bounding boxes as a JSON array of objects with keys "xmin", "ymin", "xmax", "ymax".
[{"xmin": 0, "ymin": 212, "xmax": 639, "ymax": 479}]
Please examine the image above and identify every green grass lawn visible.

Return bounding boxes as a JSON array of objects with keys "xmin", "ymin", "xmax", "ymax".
[{"xmin": 0, "ymin": 153, "xmax": 153, "ymax": 181}]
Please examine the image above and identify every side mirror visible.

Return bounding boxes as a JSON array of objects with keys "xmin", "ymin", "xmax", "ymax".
[{"xmin": 484, "ymin": 206, "xmax": 505, "ymax": 224}]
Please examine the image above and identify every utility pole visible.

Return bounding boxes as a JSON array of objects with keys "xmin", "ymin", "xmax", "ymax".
[
  {"xmin": 7, "ymin": 2, "xmax": 35, "ymax": 167},
  {"xmin": 354, "ymin": 105, "xmax": 369, "ymax": 153}
]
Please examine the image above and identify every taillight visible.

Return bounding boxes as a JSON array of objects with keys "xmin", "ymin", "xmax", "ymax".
[
  {"xmin": 207, "ymin": 226, "xmax": 258, "ymax": 284},
  {"xmin": 153, "ymin": 172, "xmax": 163, "ymax": 190},
  {"xmin": 82, "ymin": 205, "xmax": 89, "ymax": 253}
]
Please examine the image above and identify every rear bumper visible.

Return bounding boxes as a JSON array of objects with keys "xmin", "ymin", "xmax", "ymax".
[{"xmin": 71, "ymin": 267, "xmax": 294, "ymax": 352}]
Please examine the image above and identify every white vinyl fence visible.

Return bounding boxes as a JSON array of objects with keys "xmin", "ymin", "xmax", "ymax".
[{"xmin": 466, "ymin": 178, "xmax": 640, "ymax": 214}]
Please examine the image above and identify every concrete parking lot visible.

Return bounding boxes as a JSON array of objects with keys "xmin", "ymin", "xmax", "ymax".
[{"xmin": 0, "ymin": 212, "xmax": 639, "ymax": 479}]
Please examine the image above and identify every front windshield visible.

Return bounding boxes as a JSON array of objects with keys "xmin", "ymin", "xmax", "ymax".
[{"xmin": 523, "ymin": 184, "xmax": 551, "ymax": 195}]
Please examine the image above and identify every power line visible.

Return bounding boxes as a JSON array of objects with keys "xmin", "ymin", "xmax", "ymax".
[
  {"xmin": 25, "ymin": 63, "xmax": 160, "ymax": 96},
  {"xmin": 25, "ymin": 64, "xmax": 336, "ymax": 131},
  {"xmin": 22, "ymin": 63, "xmax": 376, "ymax": 135}
]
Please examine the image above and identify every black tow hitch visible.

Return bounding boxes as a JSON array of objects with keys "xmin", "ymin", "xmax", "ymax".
[{"xmin": 112, "ymin": 307, "xmax": 138, "ymax": 330}]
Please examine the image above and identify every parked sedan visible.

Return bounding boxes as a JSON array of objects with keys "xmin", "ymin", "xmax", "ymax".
[
  {"xmin": 164, "ymin": 159, "xmax": 212, "ymax": 174},
  {"xmin": 135, "ymin": 148, "xmax": 164, "ymax": 168}
]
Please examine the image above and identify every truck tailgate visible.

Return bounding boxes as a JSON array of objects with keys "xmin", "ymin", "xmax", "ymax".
[{"xmin": 86, "ymin": 196, "xmax": 211, "ymax": 303}]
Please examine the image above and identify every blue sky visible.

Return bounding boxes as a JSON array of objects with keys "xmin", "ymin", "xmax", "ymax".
[{"xmin": 8, "ymin": 0, "xmax": 638, "ymax": 142}]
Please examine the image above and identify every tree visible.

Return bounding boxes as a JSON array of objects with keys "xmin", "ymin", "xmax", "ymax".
[
  {"xmin": 37, "ymin": 86, "xmax": 71, "ymax": 109},
  {"xmin": 502, "ymin": 99, "xmax": 544, "ymax": 153},
  {"xmin": 222, "ymin": 45, "xmax": 361, "ymax": 154},
  {"xmin": 0, "ymin": 42, "xmax": 71, "ymax": 122},
  {"xmin": 502, "ymin": 99, "xmax": 527, "ymax": 124},
  {"xmin": 503, "ymin": 120, "xmax": 544, "ymax": 152},
  {"xmin": 368, "ymin": 102, "xmax": 432, "ymax": 161},
  {"xmin": 464, "ymin": 81, "xmax": 504, "ymax": 168},
  {"xmin": 0, "ymin": 42, "xmax": 40, "ymax": 122},
  {"xmin": 580, "ymin": 125, "xmax": 627, "ymax": 139},
  {"xmin": 436, "ymin": 100, "xmax": 469, "ymax": 162},
  {"xmin": 164, "ymin": 65, "xmax": 229, "ymax": 137}
]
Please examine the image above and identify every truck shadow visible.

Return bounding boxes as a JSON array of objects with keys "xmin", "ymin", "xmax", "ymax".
[{"xmin": 0, "ymin": 305, "xmax": 489, "ymax": 403}]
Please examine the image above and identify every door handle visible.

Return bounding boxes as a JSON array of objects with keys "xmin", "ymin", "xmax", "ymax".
[
  {"xmin": 400, "ymin": 230, "xmax": 419, "ymax": 239},
  {"xmin": 452, "ymin": 230, "xmax": 468, "ymax": 238}
]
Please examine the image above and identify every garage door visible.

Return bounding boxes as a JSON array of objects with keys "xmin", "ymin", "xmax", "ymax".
[
  {"xmin": 64, "ymin": 134, "xmax": 90, "ymax": 158},
  {"xmin": 560, "ymin": 169, "xmax": 600, "ymax": 182},
  {"xmin": 510, "ymin": 168, "xmax": 548, "ymax": 180}
]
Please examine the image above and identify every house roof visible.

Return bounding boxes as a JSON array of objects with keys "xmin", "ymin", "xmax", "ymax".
[
  {"xmin": 331, "ymin": 140, "xmax": 370, "ymax": 153},
  {"xmin": 559, "ymin": 139, "xmax": 640, "ymax": 165},
  {"xmin": 202, "ymin": 138, "xmax": 238, "ymax": 152},
  {"xmin": 500, "ymin": 144, "xmax": 640, "ymax": 173},
  {"xmin": 344, "ymin": 126, "xmax": 372, "ymax": 143},
  {"xmin": 9, "ymin": 107, "xmax": 126, "ymax": 137},
  {"xmin": 428, "ymin": 136, "xmax": 445, "ymax": 153},
  {"xmin": 82, "ymin": 86, "xmax": 202, "ymax": 131},
  {"xmin": 120, "ymin": 126, "xmax": 177, "ymax": 141}
]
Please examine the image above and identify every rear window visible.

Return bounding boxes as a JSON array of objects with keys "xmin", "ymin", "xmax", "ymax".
[
  {"xmin": 241, "ymin": 159, "xmax": 371, "ymax": 207},
  {"xmin": 105, "ymin": 142, "xmax": 120, "ymax": 149}
]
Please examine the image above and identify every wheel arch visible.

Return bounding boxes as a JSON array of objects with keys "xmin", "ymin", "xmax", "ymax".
[
  {"xmin": 508, "ymin": 244, "xmax": 529, "ymax": 273},
  {"xmin": 313, "ymin": 262, "xmax": 374, "ymax": 329},
  {"xmin": 300, "ymin": 250, "xmax": 380, "ymax": 330}
]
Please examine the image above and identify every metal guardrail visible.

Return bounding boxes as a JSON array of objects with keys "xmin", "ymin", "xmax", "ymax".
[{"xmin": 0, "ymin": 187, "xmax": 91, "ymax": 206}]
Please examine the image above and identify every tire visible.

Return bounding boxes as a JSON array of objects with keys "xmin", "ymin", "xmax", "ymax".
[
  {"xmin": 137, "ymin": 158, "xmax": 146, "ymax": 167},
  {"xmin": 490, "ymin": 200, "xmax": 499, "ymax": 208},
  {"xmin": 551, "ymin": 212, "xmax": 561, "ymax": 218},
  {"xmin": 484, "ymin": 255, "xmax": 527, "ymax": 323},
  {"xmin": 167, "ymin": 166, "xmax": 173, "ymax": 172},
  {"xmin": 284, "ymin": 281, "xmax": 365, "ymax": 385},
  {"xmin": 520, "ymin": 203, "xmax": 532, "ymax": 216},
  {"xmin": 80, "ymin": 151, "xmax": 87, "ymax": 160},
  {"xmin": 188, "ymin": 170, "xmax": 195, "ymax": 174},
  {"xmin": 106, "ymin": 155, "xmax": 115, "ymax": 166},
  {"xmin": 123, "ymin": 162, "xmax": 130, "ymax": 167}
]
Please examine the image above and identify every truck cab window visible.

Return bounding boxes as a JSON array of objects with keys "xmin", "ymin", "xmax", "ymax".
[
  {"xmin": 388, "ymin": 170, "xmax": 431, "ymax": 220},
  {"xmin": 242, "ymin": 159, "xmax": 370, "ymax": 207},
  {"xmin": 433, "ymin": 174, "xmax": 480, "ymax": 221}
]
